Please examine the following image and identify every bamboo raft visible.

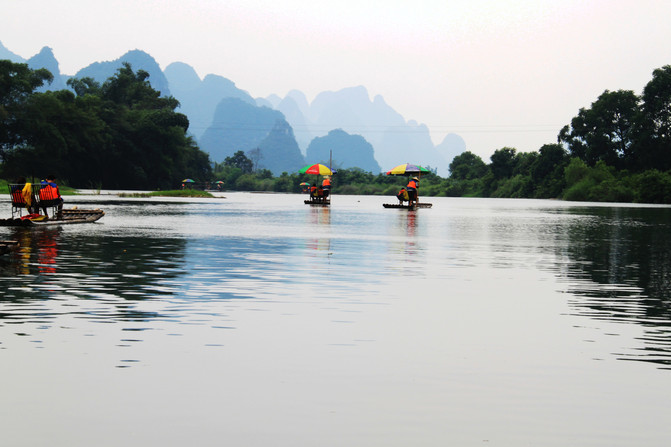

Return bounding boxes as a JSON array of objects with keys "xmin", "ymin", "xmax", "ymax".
[
  {"xmin": 383, "ymin": 203, "xmax": 432, "ymax": 209},
  {"xmin": 0, "ymin": 209, "xmax": 105, "ymax": 227},
  {"xmin": 304, "ymin": 199, "xmax": 330, "ymax": 206}
]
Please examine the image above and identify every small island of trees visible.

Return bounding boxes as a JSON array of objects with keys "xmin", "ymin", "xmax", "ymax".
[{"xmin": 2, "ymin": 59, "xmax": 671, "ymax": 203}]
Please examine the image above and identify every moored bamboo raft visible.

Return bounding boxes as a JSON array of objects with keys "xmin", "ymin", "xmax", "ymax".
[{"xmin": 0, "ymin": 209, "xmax": 105, "ymax": 226}]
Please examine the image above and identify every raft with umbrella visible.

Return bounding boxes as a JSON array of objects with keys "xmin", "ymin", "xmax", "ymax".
[
  {"xmin": 181, "ymin": 178, "xmax": 195, "ymax": 189},
  {"xmin": 383, "ymin": 163, "xmax": 432, "ymax": 209},
  {"xmin": 300, "ymin": 163, "xmax": 333, "ymax": 205}
]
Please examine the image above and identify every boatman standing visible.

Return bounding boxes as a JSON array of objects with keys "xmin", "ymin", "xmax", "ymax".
[
  {"xmin": 321, "ymin": 175, "xmax": 331, "ymax": 199},
  {"xmin": 406, "ymin": 176, "xmax": 419, "ymax": 207}
]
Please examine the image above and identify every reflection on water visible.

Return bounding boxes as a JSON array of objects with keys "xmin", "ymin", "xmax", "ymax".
[
  {"xmin": 0, "ymin": 228, "xmax": 188, "ymax": 323},
  {"xmin": 3, "ymin": 197, "xmax": 668, "ymax": 368},
  {"xmin": 557, "ymin": 206, "xmax": 671, "ymax": 368}
]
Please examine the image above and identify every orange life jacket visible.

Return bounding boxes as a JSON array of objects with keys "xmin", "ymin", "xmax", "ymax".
[
  {"xmin": 322, "ymin": 178, "xmax": 331, "ymax": 188},
  {"xmin": 406, "ymin": 179, "xmax": 418, "ymax": 189},
  {"xmin": 39, "ymin": 183, "xmax": 60, "ymax": 201}
]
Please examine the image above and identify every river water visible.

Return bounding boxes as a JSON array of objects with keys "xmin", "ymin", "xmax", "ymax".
[{"xmin": 1, "ymin": 192, "xmax": 669, "ymax": 446}]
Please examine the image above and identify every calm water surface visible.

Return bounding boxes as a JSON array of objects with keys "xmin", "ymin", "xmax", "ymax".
[{"xmin": 1, "ymin": 192, "xmax": 670, "ymax": 446}]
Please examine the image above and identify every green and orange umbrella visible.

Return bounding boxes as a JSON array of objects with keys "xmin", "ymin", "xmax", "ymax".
[{"xmin": 299, "ymin": 163, "xmax": 333, "ymax": 175}]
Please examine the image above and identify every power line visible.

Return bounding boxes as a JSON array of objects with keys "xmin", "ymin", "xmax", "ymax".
[{"xmin": 187, "ymin": 123, "xmax": 562, "ymax": 134}]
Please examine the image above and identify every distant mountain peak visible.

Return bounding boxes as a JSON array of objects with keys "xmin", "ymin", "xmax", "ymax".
[
  {"xmin": 27, "ymin": 46, "xmax": 64, "ymax": 90},
  {"xmin": 0, "ymin": 40, "xmax": 25, "ymax": 63},
  {"xmin": 306, "ymin": 128, "xmax": 381, "ymax": 173},
  {"xmin": 36, "ymin": 46, "xmax": 55, "ymax": 57},
  {"xmin": 75, "ymin": 49, "xmax": 171, "ymax": 96},
  {"xmin": 164, "ymin": 62, "xmax": 201, "ymax": 91}
]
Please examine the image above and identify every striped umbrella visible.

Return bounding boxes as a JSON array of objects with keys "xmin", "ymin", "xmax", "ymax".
[
  {"xmin": 299, "ymin": 164, "xmax": 333, "ymax": 175},
  {"xmin": 385, "ymin": 164, "xmax": 430, "ymax": 176}
]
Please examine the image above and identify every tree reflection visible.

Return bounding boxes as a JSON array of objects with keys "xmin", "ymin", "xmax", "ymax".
[{"xmin": 559, "ymin": 206, "xmax": 671, "ymax": 368}]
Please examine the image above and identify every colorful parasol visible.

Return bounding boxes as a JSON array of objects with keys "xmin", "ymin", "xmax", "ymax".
[
  {"xmin": 385, "ymin": 164, "xmax": 430, "ymax": 176},
  {"xmin": 182, "ymin": 178, "xmax": 195, "ymax": 183},
  {"xmin": 215, "ymin": 180, "xmax": 224, "ymax": 184},
  {"xmin": 299, "ymin": 163, "xmax": 333, "ymax": 175},
  {"xmin": 299, "ymin": 182, "xmax": 310, "ymax": 186}
]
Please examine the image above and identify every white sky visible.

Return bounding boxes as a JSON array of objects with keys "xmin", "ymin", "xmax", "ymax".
[{"xmin": 3, "ymin": 0, "xmax": 671, "ymax": 160}]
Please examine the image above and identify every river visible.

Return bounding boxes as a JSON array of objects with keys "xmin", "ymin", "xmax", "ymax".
[{"xmin": 1, "ymin": 192, "xmax": 670, "ymax": 446}]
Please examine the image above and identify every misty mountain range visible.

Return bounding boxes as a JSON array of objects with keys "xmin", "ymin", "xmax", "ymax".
[{"xmin": 1, "ymin": 42, "xmax": 466, "ymax": 176}]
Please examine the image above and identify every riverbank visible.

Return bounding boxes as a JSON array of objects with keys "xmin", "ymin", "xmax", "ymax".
[{"xmin": 117, "ymin": 189, "xmax": 215, "ymax": 198}]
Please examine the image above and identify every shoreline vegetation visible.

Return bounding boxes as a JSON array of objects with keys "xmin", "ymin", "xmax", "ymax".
[
  {"xmin": 117, "ymin": 190, "xmax": 215, "ymax": 198},
  {"xmin": 2, "ymin": 60, "xmax": 671, "ymax": 204}
]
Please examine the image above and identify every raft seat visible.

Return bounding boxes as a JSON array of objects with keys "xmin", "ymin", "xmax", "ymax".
[
  {"xmin": 8, "ymin": 184, "xmax": 35, "ymax": 218},
  {"xmin": 36, "ymin": 184, "xmax": 63, "ymax": 218}
]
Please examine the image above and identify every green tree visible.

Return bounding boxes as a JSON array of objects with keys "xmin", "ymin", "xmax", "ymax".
[
  {"xmin": 224, "ymin": 150, "xmax": 253, "ymax": 173},
  {"xmin": 67, "ymin": 77, "xmax": 101, "ymax": 97},
  {"xmin": 449, "ymin": 151, "xmax": 487, "ymax": 180},
  {"xmin": 636, "ymin": 170, "xmax": 671, "ymax": 203},
  {"xmin": 489, "ymin": 147, "xmax": 517, "ymax": 179},
  {"xmin": 91, "ymin": 63, "xmax": 210, "ymax": 189},
  {"xmin": 3, "ymin": 63, "xmax": 211, "ymax": 189},
  {"xmin": 636, "ymin": 65, "xmax": 671, "ymax": 170},
  {"xmin": 531, "ymin": 144, "xmax": 569, "ymax": 197},
  {"xmin": 0, "ymin": 60, "xmax": 53, "ymax": 161},
  {"xmin": 564, "ymin": 157, "xmax": 590, "ymax": 187},
  {"xmin": 558, "ymin": 89, "xmax": 639, "ymax": 168},
  {"xmin": 512, "ymin": 151, "xmax": 538, "ymax": 176},
  {"xmin": 5, "ymin": 89, "xmax": 108, "ymax": 183}
]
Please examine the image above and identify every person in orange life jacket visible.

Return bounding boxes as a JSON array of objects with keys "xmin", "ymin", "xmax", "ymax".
[
  {"xmin": 397, "ymin": 187, "xmax": 409, "ymax": 204},
  {"xmin": 39, "ymin": 175, "xmax": 64, "ymax": 218},
  {"xmin": 13, "ymin": 177, "xmax": 37, "ymax": 213},
  {"xmin": 321, "ymin": 176, "xmax": 331, "ymax": 198},
  {"xmin": 406, "ymin": 177, "xmax": 419, "ymax": 206},
  {"xmin": 310, "ymin": 183, "xmax": 318, "ymax": 200}
]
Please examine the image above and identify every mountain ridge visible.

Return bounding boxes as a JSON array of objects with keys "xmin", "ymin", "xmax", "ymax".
[{"xmin": 1, "ymin": 41, "xmax": 462, "ymax": 175}]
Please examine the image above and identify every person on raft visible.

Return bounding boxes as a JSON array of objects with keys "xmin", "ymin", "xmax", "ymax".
[
  {"xmin": 13, "ymin": 177, "xmax": 37, "ymax": 214},
  {"xmin": 39, "ymin": 175, "xmax": 64, "ymax": 219},
  {"xmin": 321, "ymin": 176, "xmax": 331, "ymax": 199},
  {"xmin": 406, "ymin": 177, "xmax": 419, "ymax": 206},
  {"xmin": 397, "ymin": 187, "xmax": 409, "ymax": 204}
]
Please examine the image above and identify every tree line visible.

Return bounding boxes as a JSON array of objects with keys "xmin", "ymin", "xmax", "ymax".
[
  {"xmin": 214, "ymin": 65, "xmax": 671, "ymax": 204},
  {"xmin": 438, "ymin": 65, "xmax": 671, "ymax": 203},
  {"xmin": 2, "ymin": 59, "xmax": 670, "ymax": 202},
  {"xmin": 1, "ymin": 60, "xmax": 211, "ymax": 189}
]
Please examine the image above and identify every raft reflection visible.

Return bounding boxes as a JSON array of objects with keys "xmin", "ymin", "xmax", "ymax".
[{"xmin": 0, "ymin": 231, "xmax": 188, "ymax": 323}]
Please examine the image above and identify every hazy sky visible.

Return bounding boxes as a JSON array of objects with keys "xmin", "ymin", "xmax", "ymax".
[{"xmin": 3, "ymin": 0, "xmax": 671, "ymax": 160}]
